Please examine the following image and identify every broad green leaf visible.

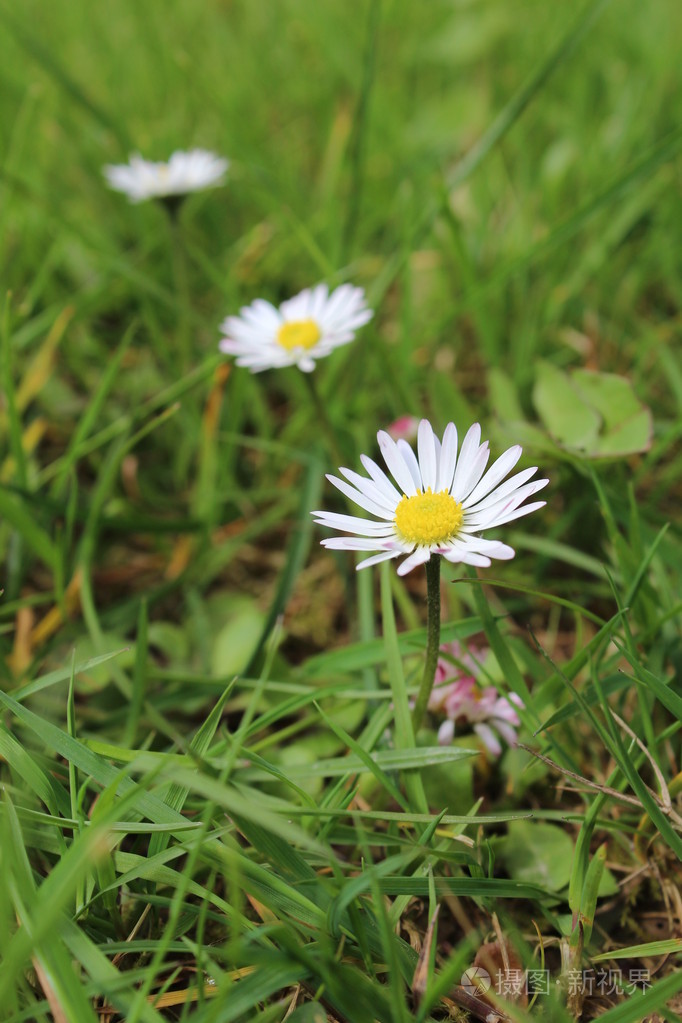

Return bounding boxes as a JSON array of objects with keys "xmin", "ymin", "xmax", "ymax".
[
  {"xmin": 211, "ymin": 601, "xmax": 267, "ymax": 676},
  {"xmin": 533, "ymin": 361, "xmax": 601, "ymax": 450},
  {"xmin": 572, "ymin": 369, "xmax": 653, "ymax": 456},
  {"xmin": 501, "ymin": 820, "xmax": 574, "ymax": 892},
  {"xmin": 286, "ymin": 1004, "xmax": 327, "ymax": 1023},
  {"xmin": 532, "ymin": 362, "xmax": 652, "ymax": 458}
]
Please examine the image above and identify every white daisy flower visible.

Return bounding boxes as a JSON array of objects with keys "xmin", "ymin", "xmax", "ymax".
[
  {"xmin": 218, "ymin": 283, "xmax": 373, "ymax": 373},
  {"xmin": 103, "ymin": 149, "xmax": 229, "ymax": 203},
  {"xmin": 313, "ymin": 419, "xmax": 548, "ymax": 576}
]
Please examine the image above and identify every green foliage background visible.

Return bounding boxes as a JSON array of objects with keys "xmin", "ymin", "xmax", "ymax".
[{"xmin": 1, "ymin": 0, "xmax": 682, "ymax": 1020}]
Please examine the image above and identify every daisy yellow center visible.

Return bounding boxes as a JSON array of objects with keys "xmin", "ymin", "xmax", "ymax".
[
  {"xmin": 277, "ymin": 319, "xmax": 321, "ymax": 352},
  {"xmin": 394, "ymin": 488, "xmax": 463, "ymax": 546}
]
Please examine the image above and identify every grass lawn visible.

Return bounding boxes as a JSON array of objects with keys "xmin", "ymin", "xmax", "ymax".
[{"xmin": 1, "ymin": 0, "xmax": 682, "ymax": 1020}]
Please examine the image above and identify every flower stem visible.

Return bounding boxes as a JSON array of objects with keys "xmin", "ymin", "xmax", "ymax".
[
  {"xmin": 165, "ymin": 205, "xmax": 192, "ymax": 372},
  {"xmin": 411, "ymin": 554, "xmax": 441, "ymax": 733},
  {"xmin": 302, "ymin": 372, "xmax": 345, "ymax": 468}
]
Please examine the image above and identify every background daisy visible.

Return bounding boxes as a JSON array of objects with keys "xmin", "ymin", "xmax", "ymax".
[
  {"xmin": 103, "ymin": 149, "xmax": 229, "ymax": 203},
  {"xmin": 218, "ymin": 283, "xmax": 373, "ymax": 373},
  {"xmin": 429, "ymin": 641, "xmax": 524, "ymax": 755}
]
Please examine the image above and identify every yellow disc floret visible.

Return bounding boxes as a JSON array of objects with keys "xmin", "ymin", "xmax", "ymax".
[
  {"xmin": 394, "ymin": 488, "xmax": 463, "ymax": 546},
  {"xmin": 277, "ymin": 319, "xmax": 321, "ymax": 352}
]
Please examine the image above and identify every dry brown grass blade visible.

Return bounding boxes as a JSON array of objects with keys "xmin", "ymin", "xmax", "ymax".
[
  {"xmin": 16, "ymin": 306, "xmax": 75, "ymax": 412},
  {"xmin": 444, "ymin": 987, "xmax": 511, "ymax": 1023},
  {"xmin": 32, "ymin": 956, "xmax": 69, "ymax": 1023},
  {"xmin": 8, "ymin": 604, "xmax": 35, "ymax": 677},
  {"xmin": 148, "ymin": 966, "xmax": 255, "ymax": 1008},
  {"xmin": 519, "ymin": 744, "xmax": 643, "ymax": 808},
  {"xmin": 30, "ymin": 567, "xmax": 83, "ymax": 648},
  {"xmin": 411, "ymin": 904, "xmax": 440, "ymax": 1007},
  {"xmin": 610, "ymin": 711, "xmax": 680, "ymax": 824}
]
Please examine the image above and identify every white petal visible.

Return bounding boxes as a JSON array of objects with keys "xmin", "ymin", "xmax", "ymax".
[
  {"xmin": 474, "ymin": 723, "xmax": 501, "ymax": 756},
  {"xmin": 443, "ymin": 538, "xmax": 492, "ymax": 559},
  {"xmin": 323, "ymin": 288, "xmax": 372, "ymax": 330},
  {"xmin": 465, "ymin": 480, "xmax": 549, "ymax": 529},
  {"xmin": 224, "ymin": 341, "xmax": 287, "ymax": 360},
  {"xmin": 456, "ymin": 443, "xmax": 490, "ymax": 502},
  {"xmin": 481, "ymin": 542, "xmax": 515, "ymax": 560},
  {"xmin": 359, "ymin": 455, "xmax": 403, "ymax": 506},
  {"xmin": 321, "ymin": 537, "xmax": 392, "ymax": 551},
  {"xmin": 436, "ymin": 422, "xmax": 458, "ymax": 492},
  {"xmin": 221, "ymin": 321, "xmax": 274, "ymax": 345},
  {"xmin": 356, "ymin": 549, "xmax": 400, "ymax": 570},
  {"xmin": 396, "ymin": 440, "xmax": 422, "ymax": 490},
  {"xmin": 493, "ymin": 721, "xmax": 519, "ymax": 747},
  {"xmin": 442, "ymin": 549, "xmax": 492, "ymax": 568},
  {"xmin": 312, "ymin": 511, "xmax": 397, "ymax": 536},
  {"xmin": 333, "ymin": 308, "xmax": 373, "ymax": 331},
  {"xmin": 451, "ymin": 425, "xmax": 491, "ymax": 500},
  {"xmin": 321, "ymin": 283, "xmax": 354, "ymax": 320},
  {"xmin": 464, "ymin": 445, "xmax": 522, "ymax": 507},
  {"xmin": 377, "ymin": 431, "xmax": 418, "ymax": 496},
  {"xmin": 233, "ymin": 353, "xmax": 291, "ymax": 372},
  {"xmin": 476, "ymin": 499, "xmax": 547, "ymax": 530},
  {"xmin": 464, "ymin": 466, "xmax": 540, "ymax": 514},
  {"xmin": 446, "ymin": 535, "xmax": 515, "ymax": 559},
  {"xmin": 278, "ymin": 288, "xmax": 310, "ymax": 321},
  {"xmin": 242, "ymin": 299, "xmax": 281, "ymax": 330},
  {"xmin": 218, "ymin": 339, "xmax": 245, "ymax": 355},
  {"xmin": 233, "ymin": 352, "xmax": 290, "ymax": 369},
  {"xmin": 417, "ymin": 419, "xmax": 438, "ymax": 491},
  {"xmin": 339, "ymin": 467, "xmax": 397, "ymax": 513},
  {"xmin": 396, "ymin": 547, "xmax": 432, "ymax": 576},
  {"xmin": 314, "ymin": 334, "xmax": 356, "ymax": 356},
  {"xmin": 450, "ymin": 423, "xmax": 481, "ymax": 494},
  {"xmin": 309, "ymin": 283, "xmax": 329, "ymax": 320},
  {"xmin": 325, "ymin": 474, "xmax": 395, "ymax": 520},
  {"xmin": 433, "ymin": 432, "xmax": 442, "ymax": 463},
  {"xmin": 437, "ymin": 720, "xmax": 455, "ymax": 745},
  {"xmin": 219, "ymin": 319, "xmax": 272, "ymax": 345}
]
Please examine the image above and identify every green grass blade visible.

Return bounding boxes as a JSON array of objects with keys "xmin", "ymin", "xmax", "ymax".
[{"xmin": 0, "ymin": 7, "xmax": 130, "ymax": 147}]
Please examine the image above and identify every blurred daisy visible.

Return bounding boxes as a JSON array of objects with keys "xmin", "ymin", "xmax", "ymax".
[
  {"xmin": 218, "ymin": 283, "xmax": 373, "ymax": 373},
  {"xmin": 431, "ymin": 675, "xmax": 523, "ymax": 755},
  {"xmin": 313, "ymin": 419, "xmax": 548, "ymax": 575},
  {"xmin": 432, "ymin": 639, "xmax": 480, "ymax": 688},
  {"xmin": 387, "ymin": 415, "xmax": 420, "ymax": 443},
  {"xmin": 103, "ymin": 149, "xmax": 229, "ymax": 203},
  {"xmin": 428, "ymin": 642, "xmax": 523, "ymax": 754}
]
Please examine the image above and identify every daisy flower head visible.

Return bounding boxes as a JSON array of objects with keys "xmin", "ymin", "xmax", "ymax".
[
  {"xmin": 218, "ymin": 283, "xmax": 373, "ymax": 373},
  {"xmin": 432, "ymin": 677, "xmax": 524, "ymax": 756},
  {"xmin": 426, "ymin": 641, "xmax": 524, "ymax": 755},
  {"xmin": 313, "ymin": 419, "xmax": 548, "ymax": 575},
  {"xmin": 103, "ymin": 149, "xmax": 229, "ymax": 204}
]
